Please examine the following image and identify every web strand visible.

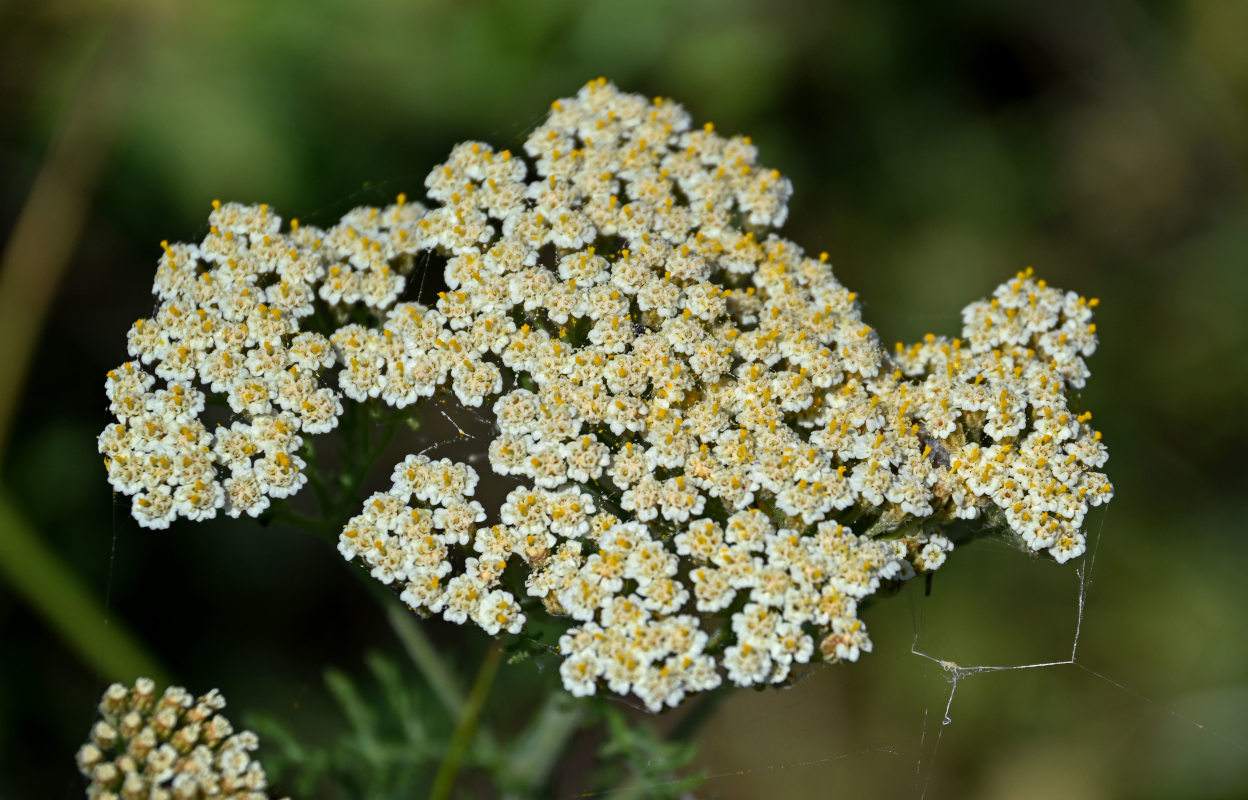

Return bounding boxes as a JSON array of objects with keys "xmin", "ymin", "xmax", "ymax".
[
  {"xmin": 908, "ymin": 504, "xmax": 1247, "ymax": 797},
  {"xmin": 909, "ymin": 508, "xmax": 1105, "ymax": 797}
]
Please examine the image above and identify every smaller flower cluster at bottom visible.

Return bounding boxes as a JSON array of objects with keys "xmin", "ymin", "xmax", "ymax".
[{"xmin": 77, "ymin": 678, "xmax": 284, "ymax": 800}]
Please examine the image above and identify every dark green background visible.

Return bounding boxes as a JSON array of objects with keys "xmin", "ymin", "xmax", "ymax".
[{"xmin": 2, "ymin": 1, "xmax": 1246, "ymax": 797}]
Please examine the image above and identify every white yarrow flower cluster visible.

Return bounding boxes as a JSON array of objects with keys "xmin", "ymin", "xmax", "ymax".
[
  {"xmin": 99, "ymin": 201, "xmax": 344, "ymax": 527},
  {"xmin": 103, "ymin": 79, "xmax": 1113, "ymax": 712},
  {"xmin": 77, "ymin": 678, "xmax": 285, "ymax": 800}
]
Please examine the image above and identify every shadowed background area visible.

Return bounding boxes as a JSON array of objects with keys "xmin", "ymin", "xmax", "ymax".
[{"xmin": 2, "ymin": 1, "xmax": 1246, "ymax": 797}]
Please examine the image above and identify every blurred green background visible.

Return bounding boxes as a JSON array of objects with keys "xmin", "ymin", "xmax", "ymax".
[{"xmin": 2, "ymin": 0, "xmax": 1246, "ymax": 797}]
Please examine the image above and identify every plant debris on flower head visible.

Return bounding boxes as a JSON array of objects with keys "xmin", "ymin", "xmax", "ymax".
[{"xmin": 99, "ymin": 78, "xmax": 1114, "ymax": 712}]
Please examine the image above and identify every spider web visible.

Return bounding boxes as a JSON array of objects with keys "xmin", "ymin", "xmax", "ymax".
[
  {"xmin": 906, "ymin": 505, "xmax": 1247, "ymax": 798},
  {"xmin": 908, "ymin": 508, "xmax": 1107, "ymax": 799},
  {"xmin": 632, "ymin": 496, "xmax": 1247, "ymax": 800}
]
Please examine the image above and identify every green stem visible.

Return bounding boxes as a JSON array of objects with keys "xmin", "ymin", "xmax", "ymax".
[
  {"xmin": 0, "ymin": 488, "xmax": 169, "ymax": 685},
  {"xmin": 0, "ymin": 16, "xmax": 138, "ymax": 463},
  {"xmin": 386, "ymin": 603, "xmax": 468, "ymax": 719},
  {"xmin": 363, "ymin": 411, "xmax": 403, "ymax": 469},
  {"xmin": 300, "ymin": 436, "xmax": 333, "ymax": 517},
  {"xmin": 353, "ymin": 403, "xmax": 370, "ymax": 476},
  {"xmin": 430, "ymin": 642, "xmax": 503, "ymax": 800},
  {"xmin": 332, "ymin": 403, "xmax": 402, "ymax": 525},
  {"xmin": 341, "ymin": 558, "xmax": 509, "ymax": 767},
  {"xmin": 502, "ymin": 693, "xmax": 585, "ymax": 796},
  {"xmin": 840, "ymin": 503, "xmax": 868, "ymax": 526},
  {"xmin": 269, "ymin": 505, "xmax": 336, "ymax": 542}
]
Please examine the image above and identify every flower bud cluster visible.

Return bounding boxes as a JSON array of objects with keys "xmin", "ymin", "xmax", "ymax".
[
  {"xmin": 102, "ymin": 79, "xmax": 1113, "ymax": 711},
  {"xmin": 77, "ymin": 678, "xmax": 283, "ymax": 800}
]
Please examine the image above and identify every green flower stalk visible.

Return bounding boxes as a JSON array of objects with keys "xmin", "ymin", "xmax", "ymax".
[{"xmin": 97, "ymin": 79, "xmax": 1113, "ymax": 714}]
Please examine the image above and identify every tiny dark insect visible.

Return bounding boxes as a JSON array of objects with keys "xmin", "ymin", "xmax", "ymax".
[{"xmin": 918, "ymin": 426, "xmax": 951, "ymax": 468}]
